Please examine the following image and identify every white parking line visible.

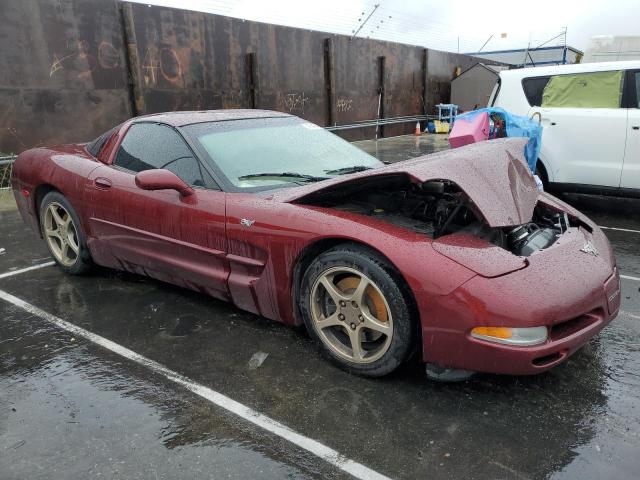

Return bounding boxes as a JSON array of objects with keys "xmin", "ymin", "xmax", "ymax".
[
  {"xmin": 0, "ymin": 289, "xmax": 391, "ymax": 480},
  {"xmin": 0, "ymin": 261, "xmax": 55, "ymax": 280},
  {"xmin": 621, "ymin": 310, "xmax": 640, "ymax": 321},
  {"xmin": 621, "ymin": 274, "xmax": 640, "ymax": 282},
  {"xmin": 599, "ymin": 226, "xmax": 640, "ymax": 234}
]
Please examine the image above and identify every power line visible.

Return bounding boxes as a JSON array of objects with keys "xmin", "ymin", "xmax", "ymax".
[
  {"xmin": 351, "ymin": 3, "xmax": 380, "ymax": 39},
  {"xmin": 478, "ymin": 34, "xmax": 494, "ymax": 52},
  {"xmin": 128, "ymin": 0, "xmax": 561, "ymax": 55}
]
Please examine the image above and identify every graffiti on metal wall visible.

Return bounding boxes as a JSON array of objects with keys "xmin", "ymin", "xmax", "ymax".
[
  {"xmin": 49, "ymin": 40, "xmax": 120, "ymax": 79},
  {"xmin": 141, "ymin": 46, "xmax": 183, "ymax": 87},
  {"xmin": 282, "ymin": 92, "xmax": 310, "ymax": 113},
  {"xmin": 218, "ymin": 91, "xmax": 245, "ymax": 108},
  {"xmin": 336, "ymin": 97, "xmax": 353, "ymax": 112},
  {"xmin": 98, "ymin": 41, "xmax": 120, "ymax": 69}
]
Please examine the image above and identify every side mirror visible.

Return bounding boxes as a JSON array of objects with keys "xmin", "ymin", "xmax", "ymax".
[{"xmin": 135, "ymin": 169, "xmax": 194, "ymax": 196}]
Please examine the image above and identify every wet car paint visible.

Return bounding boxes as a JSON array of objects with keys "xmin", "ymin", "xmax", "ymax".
[
  {"xmin": 1, "ymin": 215, "xmax": 639, "ymax": 479},
  {"xmin": 2, "ymin": 130, "xmax": 640, "ymax": 478},
  {"xmin": 280, "ymin": 138, "xmax": 539, "ymax": 228},
  {"xmin": 10, "ymin": 113, "xmax": 618, "ymax": 375}
]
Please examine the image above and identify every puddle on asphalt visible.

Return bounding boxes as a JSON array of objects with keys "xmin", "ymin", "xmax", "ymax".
[
  {"xmin": 0, "ymin": 314, "xmax": 325, "ymax": 479},
  {"xmin": 165, "ymin": 314, "xmax": 202, "ymax": 337}
]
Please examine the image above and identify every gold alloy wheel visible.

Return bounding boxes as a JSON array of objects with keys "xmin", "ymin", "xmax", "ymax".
[
  {"xmin": 44, "ymin": 202, "xmax": 80, "ymax": 267},
  {"xmin": 310, "ymin": 266, "xmax": 393, "ymax": 364}
]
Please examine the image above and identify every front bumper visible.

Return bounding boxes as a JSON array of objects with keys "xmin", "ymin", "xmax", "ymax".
[{"xmin": 421, "ymin": 224, "xmax": 619, "ymax": 375}]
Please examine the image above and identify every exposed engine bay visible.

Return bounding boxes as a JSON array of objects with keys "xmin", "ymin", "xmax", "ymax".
[{"xmin": 302, "ymin": 175, "xmax": 578, "ymax": 257}]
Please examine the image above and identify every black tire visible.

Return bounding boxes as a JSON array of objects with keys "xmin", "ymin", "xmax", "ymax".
[
  {"xmin": 39, "ymin": 191, "xmax": 92, "ymax": 275},
  {"xmin": 299, "ymin": 243, "xmax": 415, "ymax": 377},
  {"xmin": 535, "ymin": 161, "xmax": 548, "ymax": 190}
]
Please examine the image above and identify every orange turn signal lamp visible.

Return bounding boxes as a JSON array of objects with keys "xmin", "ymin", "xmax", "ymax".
[
  {"xmin": 471, "ymin": 326, "xmax": 512, "ymax": 339},
  {"xmin": 470, "ymin": 325, "xmax": 548, "ymax": 346}
]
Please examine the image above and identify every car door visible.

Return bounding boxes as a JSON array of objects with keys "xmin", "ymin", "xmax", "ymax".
[
  {"xmin": 85, "ymin": 122, "xmax": 231, "ymax": 301},
  {"xmin": 621, "ymin": 69, "xmax": 640, "ymax": 190},
  {"xmin": 529, "ymin": 70, "xmax": 627, "ymax": 188}
]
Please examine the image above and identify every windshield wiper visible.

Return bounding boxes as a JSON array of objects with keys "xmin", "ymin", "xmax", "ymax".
[
  {"xmin": 237, "ymin": 172, "xmax": 329, "ymax": 183},
  {"xmin": 324, "ymin": 165, "xmax": 374, "ymax": 175}
]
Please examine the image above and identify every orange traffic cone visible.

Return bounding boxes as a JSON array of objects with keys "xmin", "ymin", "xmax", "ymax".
[{"xmin": 414, "ymin": 122, "xmax": 421, "ymax": 136}]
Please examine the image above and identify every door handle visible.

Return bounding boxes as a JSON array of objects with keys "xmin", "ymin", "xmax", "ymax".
[
  {"xmin": 632, "ymin": 126, "xmax": 639, "ymax": 130},
  {"xmin": 94, "ymin": 177, "xmax": 112, "ymax": 189}
]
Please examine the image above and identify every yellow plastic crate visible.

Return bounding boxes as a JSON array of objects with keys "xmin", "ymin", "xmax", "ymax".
[{"xmin": 433, "ymin": 120, "xmax": 450, "ymax": 133}]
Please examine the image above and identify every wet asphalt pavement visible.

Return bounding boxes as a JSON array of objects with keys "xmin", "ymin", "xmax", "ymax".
[{"xmin": 1, "ymin": 134, "xmax": 640, "ymax": 479}]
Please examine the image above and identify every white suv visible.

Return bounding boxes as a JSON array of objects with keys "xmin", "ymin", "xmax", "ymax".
[{"xmin": 490, "ymin": 60, "xmax": 640, "ymax": 196}]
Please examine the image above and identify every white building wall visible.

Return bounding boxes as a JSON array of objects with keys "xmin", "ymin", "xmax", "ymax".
[{"xmin": 584, "ymin": 36, "xmax": 640, "ymax": 62}]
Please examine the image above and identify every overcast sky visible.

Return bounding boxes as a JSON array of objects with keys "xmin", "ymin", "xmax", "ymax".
[{"xmin": 130, "ymin": 0, "xmax": 640, "ymax": 53}]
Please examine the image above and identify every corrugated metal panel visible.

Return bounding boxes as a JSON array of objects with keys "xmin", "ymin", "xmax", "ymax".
[
  {"xmin": 0, "ymin": 0, "xmax": 132, "ymax": 154},
  {"xmin": 0, "ymin": 0, "xmax": 502, "ymax": 153}
]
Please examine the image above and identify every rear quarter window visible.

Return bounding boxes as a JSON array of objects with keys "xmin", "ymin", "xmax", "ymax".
[
  {"xmin": 86, "ymin": 126, "xmax": 118, "ymax": 157},
  {"xmin": 521, "ymin": 76, "xmax": 551, "ymax": 107},
  {"xmin": 488, "ymin": 78, "xmax": 501, "ymax": 106}
]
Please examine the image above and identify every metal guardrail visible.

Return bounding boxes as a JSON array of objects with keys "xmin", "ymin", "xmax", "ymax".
[
  {"xmin": 325, "ymin": 115, "xmax": 436, "ymax": 131},
  {"xmin": 0, "ymin": 155, "xmax": 16, "ymax": 190}
]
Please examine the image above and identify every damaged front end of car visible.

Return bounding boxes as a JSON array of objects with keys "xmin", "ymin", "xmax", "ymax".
[
  {"xmin": 292, "ymin": 174, "xmax": 579, "ymax": 260},
  {"xmin": 279, "ymin": 138, "xmax": 617, "ymax": 380},
  {"xmin": 284, "ymin": 138, "xmax": 584, "ymax": 269}
]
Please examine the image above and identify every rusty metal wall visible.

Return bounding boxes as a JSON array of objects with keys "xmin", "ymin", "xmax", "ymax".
[
  {"xmin": 121, "ymin": 2, "xmax": 330, "ymax": 127},
  {"xmin": 0, "ymin": 0, "xmax": 496, "ymax": 153},
  {"xmin": 121, "ymin": 2, "xmax": 434, "ymax": 141},
  {"xmin": 330, "ymin": 37, "xmax": 426, "ymax": 140},
  {"xmin": 0, "ymin": 0, "xmax": 132, "ymax": 154}
]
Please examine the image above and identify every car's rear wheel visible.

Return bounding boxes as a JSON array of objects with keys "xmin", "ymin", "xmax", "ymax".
[
  {"xmin": 40, "ymin": 191, "xmax": 91, "ymax": 274},
  {"xmin": 300, "ymin": 244, "xmax": 415, "ymax": 377}
]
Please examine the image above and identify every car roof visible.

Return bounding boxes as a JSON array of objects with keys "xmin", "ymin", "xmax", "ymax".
[
  {"xmin": 131, "ymin": 109, "xmax": 292, "ymax": 127},
  {"xmin": 498, "ymin": 60, "xmax": 640, "ymax": 79}
]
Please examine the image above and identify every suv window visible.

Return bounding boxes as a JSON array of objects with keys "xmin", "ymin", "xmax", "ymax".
[
  {"xmin": 634, "ymin": 72, "xmax": 640, "ymax": 108},
  {"xmin": 488, "ymin": 78, "xmax": 501, "ymax": 106},
  {"xmin": 522, "ymin": 76, "xmax": 550, "ymax": 106},
  {"xmin": 114, "ymin": 123, "xmax": 206, "ymax": 187},
  {"xmin": 541, "ymin": 70, "xmax": 624, "ymax": 108}
]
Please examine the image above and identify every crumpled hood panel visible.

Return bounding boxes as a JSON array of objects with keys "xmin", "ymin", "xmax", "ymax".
[
  {"xmin": 432, "ymin": 232, "xmax": 527, "ymax": 278},
  {"xmin": 275, "ymin": 137, "xmax": 538, "ymax": 227}
]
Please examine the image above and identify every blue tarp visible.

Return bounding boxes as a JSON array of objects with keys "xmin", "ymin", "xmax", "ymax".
[{"xmin": 454, "ymin": 107, "xmax": 542, "ymax": 172}]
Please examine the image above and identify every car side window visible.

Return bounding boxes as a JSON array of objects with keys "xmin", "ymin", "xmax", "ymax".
[
  {"xmin": 522, "ymin": 76, "xmax": 550, "ymax": 107},
  {"xmin": 114, "ymin": 123, "xmax": 206, "ymax": 187},
  {"xmin": 541, "ymin": 70, "xmax": 624, "ymax": 109},
  {"xmin": 87, "ymin": 126, "xmax": 118, "ymax": 157},
  {"xmin": 634, "ymin": 72, "xmax": 640, "ymax": 108}
]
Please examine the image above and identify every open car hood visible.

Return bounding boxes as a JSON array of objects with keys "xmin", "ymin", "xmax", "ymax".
[{"xmin": 274, "ymin": 137, "xmax": 538, "ymax": 228}]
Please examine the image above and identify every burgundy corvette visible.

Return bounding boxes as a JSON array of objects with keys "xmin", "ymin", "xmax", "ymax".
[{"xmin": 11, "ymin": 110, "xmax": 620, "ymax": 380}]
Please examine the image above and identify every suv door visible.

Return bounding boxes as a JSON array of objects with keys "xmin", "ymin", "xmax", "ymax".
[
  {"xmin": 621, "ymin": 69, "xmax": 640, "ymax": 190},
  {"xmin": 86, "ymin": 122, "xmax": 230, "ymax": 300},
  {"xmin": 528, "ymin": 70, "xmax": 627, "ymax": 188}
]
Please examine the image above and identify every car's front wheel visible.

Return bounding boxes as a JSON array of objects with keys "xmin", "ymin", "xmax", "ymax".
[
  {"xmin": 39, "ymin": 191, "xmax": 92, "ymax": 274},
  {"xmin": 300, "ymin": 244, "xmax": 415, "ymax": 377}
]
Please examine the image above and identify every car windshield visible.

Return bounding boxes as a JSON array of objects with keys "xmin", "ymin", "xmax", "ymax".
[{"xmin": 183, "ymin": 117, "xmax": 383, "ymax": 189}]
